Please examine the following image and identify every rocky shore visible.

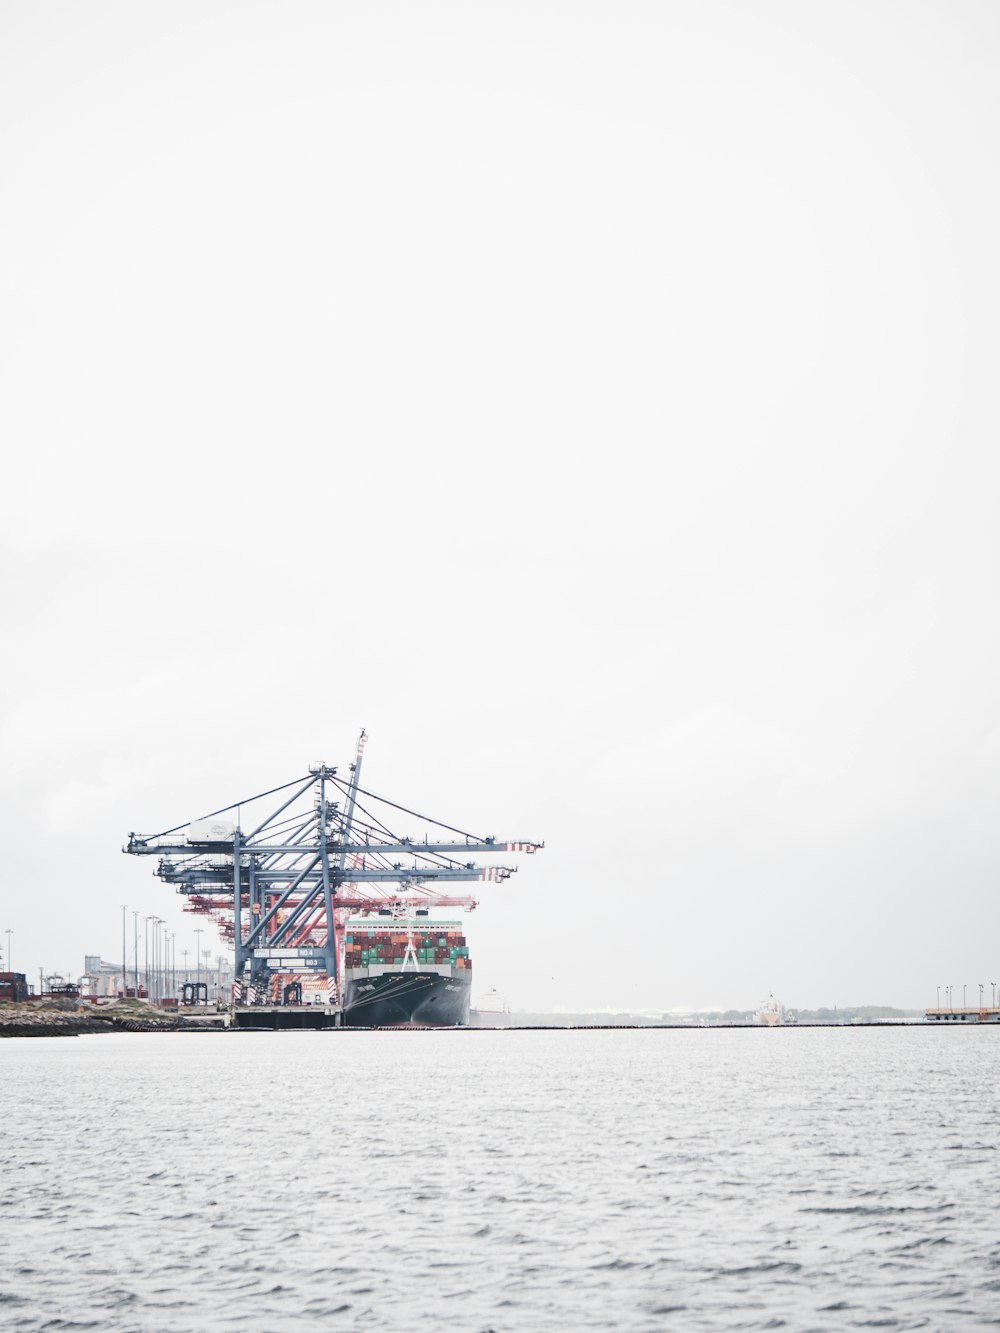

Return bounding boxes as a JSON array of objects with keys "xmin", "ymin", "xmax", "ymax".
[{"xmin": 0, "ymin": 1000, "xmax": 226, "ymax": 1037}]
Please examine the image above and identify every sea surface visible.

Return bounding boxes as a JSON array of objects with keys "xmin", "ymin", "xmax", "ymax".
[{"xmin": 1, "ymin": 1027, "xmax": 998, "ymax": 1331}]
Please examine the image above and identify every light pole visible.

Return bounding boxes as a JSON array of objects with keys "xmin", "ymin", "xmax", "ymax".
[
  {"xmin": 980, "ymin": 984, "xmax": 984, "ymax": 1009},
  {"xmin": 156, "ymin": 919, "xmax": 164, "ymax": 1001},
  {"xmin": 194, "ymin": 929, "xmax": 203, "ymax": 1001},
  {"xmin": 182, "ymin": 949, "xmax": 189, "ymax": 983},
  {"xmin": 151, "ymin": 919, "xmax": 161, "ymax": 1002},
  {"xmin": 963, "ymin": 984, "xmax": 967, "ymax": 1010},
  {"xmin": 132, "ymin": 911, "xmax": 139, "ymax": 998},
  {"xmin": 4, "ymin": 929, "xmax": 11, "ymax": 974},
  {"xmin": 936, "ymin": 985, "xmax": 940, "ymax": 1010},
  {"xmin": 121, "ymin": 904, "xmax": 128, "ymax": 998},
  {"xmin": 993, "ymin": 982, "xmax": 997, "ymax": 1009},
  {"xmin": 144, "ymin": 917, "xmax": 152, "ymax": 1000}
]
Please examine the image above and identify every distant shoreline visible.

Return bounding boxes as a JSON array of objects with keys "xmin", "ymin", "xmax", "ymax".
[
  {"xmin": 2, "ymin": 1019, "xmax": 974, "ymax": 1038},
  {"xmin": 0, "ymin": 999, "xmax": 962, "ymax": 1039}
]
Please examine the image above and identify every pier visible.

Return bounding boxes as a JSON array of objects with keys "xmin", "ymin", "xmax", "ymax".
[{"xmin": 924, "ymin": 1008, "xmax": 1000, "ymax": 1023}]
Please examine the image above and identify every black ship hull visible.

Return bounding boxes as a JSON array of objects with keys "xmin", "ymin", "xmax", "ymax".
[{"xmin": 342, "ymin": 970, "xmax": 471, "ymax": 1027}]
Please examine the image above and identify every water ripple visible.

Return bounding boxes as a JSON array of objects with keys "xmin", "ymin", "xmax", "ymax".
[{"xmin": 1, "ymin": 1028, "xmax": 998, "ymax": 1329}]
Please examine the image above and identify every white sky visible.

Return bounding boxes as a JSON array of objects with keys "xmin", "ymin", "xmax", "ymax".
[{"xmin": 2, "ymin": 1, "xmax": 999, "ymax": 1010}]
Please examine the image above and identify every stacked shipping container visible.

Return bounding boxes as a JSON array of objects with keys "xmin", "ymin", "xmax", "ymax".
[{"xmin": 344, "ymin": 929, "xmax": 470, "ymax": 970}]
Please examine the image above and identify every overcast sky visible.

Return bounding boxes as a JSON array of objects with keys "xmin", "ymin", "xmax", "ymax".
[{"xmin": 2, "ymin": 0, "xmax": 999, "ymax": 1011}]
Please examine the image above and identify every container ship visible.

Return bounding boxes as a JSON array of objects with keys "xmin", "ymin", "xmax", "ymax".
[{"xmin": 341, "ymin": 921, "xmax": 471, "ymax": 1026}]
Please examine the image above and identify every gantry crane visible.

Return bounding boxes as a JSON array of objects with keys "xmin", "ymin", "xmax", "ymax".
[{"xmin": 124, "ymin": 731, "xmax": 542, "ymax": 1004}]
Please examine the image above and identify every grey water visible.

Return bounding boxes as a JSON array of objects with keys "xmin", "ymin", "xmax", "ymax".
[{"xmin": 1, "ymin": 1028, "xmax": 998, "ymax": 1331}]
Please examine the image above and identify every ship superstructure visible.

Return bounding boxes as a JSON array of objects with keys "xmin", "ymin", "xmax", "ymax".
[{"xmin": 124, "ymin": 732, "xmax": 541, "ymax": 1024}]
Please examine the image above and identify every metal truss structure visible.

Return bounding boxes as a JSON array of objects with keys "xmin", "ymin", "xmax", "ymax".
[{"xmin": 124, "ymin": 732, "xmax": 543, "ymax": 1004}]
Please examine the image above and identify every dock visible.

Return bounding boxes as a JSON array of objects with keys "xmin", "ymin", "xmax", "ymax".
[{"xmin": 924, "ymin": 1008, "xmax": 1000, "ymax": 1024}]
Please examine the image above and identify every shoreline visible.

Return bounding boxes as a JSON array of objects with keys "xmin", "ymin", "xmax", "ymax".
[{"xmin": 0, "ymin": 1004, "xmax": 227, "ymax": 1039}]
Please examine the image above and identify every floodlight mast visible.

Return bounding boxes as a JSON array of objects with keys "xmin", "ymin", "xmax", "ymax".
[{"xmin": 123, "ymin": 731, "xmax": 543, "ymax": 1007}]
